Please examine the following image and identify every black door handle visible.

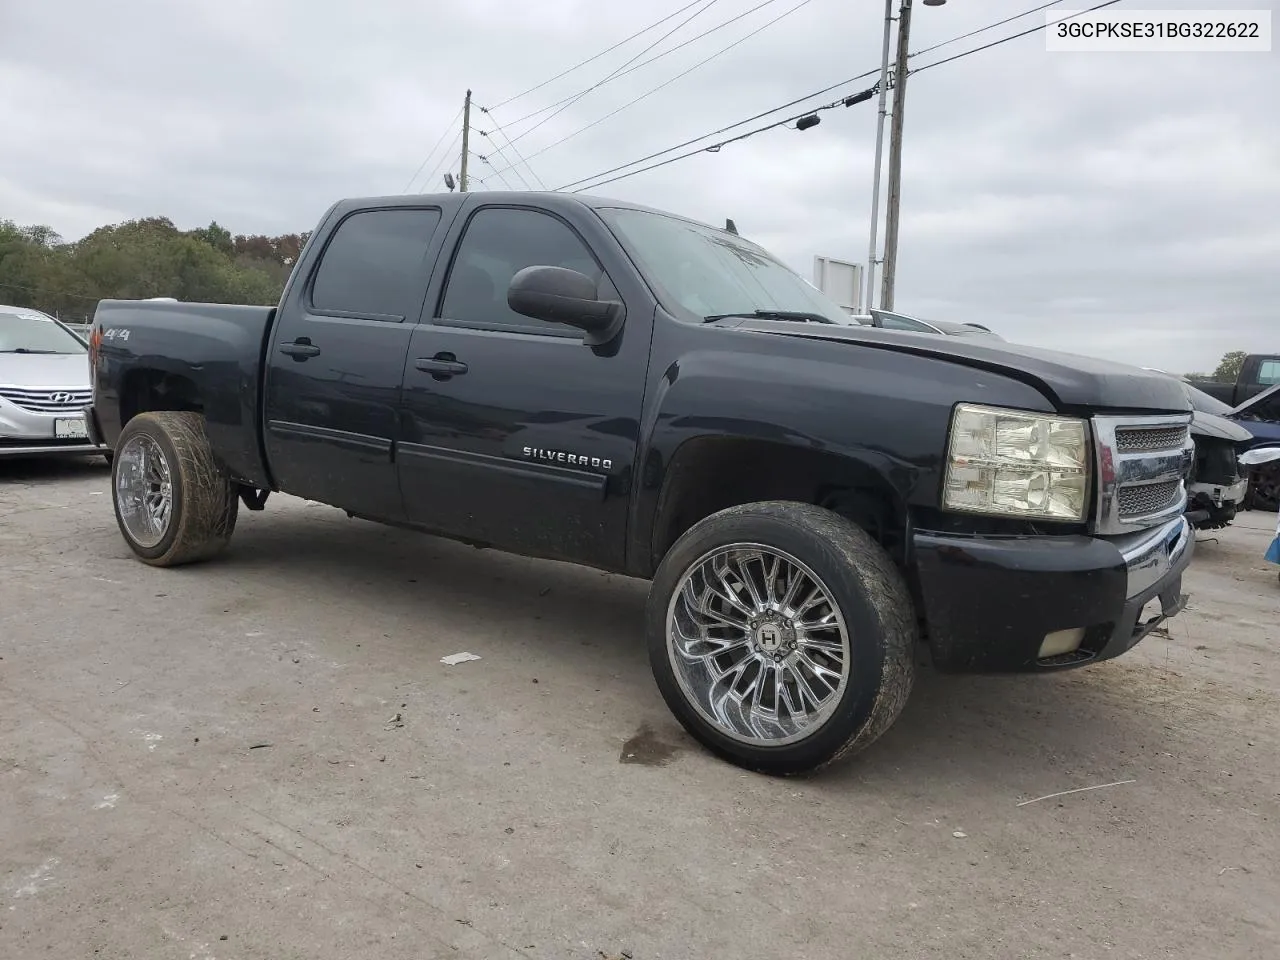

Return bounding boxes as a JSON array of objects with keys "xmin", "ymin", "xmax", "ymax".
[
  {"xmin": 280, "ymin": 338, "xmax": 321, "ymax": 360},
  {"xmin": 415, "ymin": 354, "xmax": 469, "ymax": 378}
]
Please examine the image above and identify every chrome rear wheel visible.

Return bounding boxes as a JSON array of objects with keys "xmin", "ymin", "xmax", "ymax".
[
  {"xmin": 110, "ymin": 412, "xmax": 238, "ymax": 567},
  {"xmin": 115, "ymin": 432, "xmax": 173, "ymax": 548}
]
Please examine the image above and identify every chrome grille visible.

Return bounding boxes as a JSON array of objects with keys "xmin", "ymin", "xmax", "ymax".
[
  {"xmin": 1115, "ymin": 425, "xmax": 1190, "ymax": 453},
  {"xmin": 0, "ymin": 387, "xmax": 92, "ymax": 413},
  {"xmin": 1092, "ymin": 413, "xmax": 1194, "ymax": 535},
  {"xmin": 1117, "ymin": 479, "xmax": 1183, "ymax": 518}
]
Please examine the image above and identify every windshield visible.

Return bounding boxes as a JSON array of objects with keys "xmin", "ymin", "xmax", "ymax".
[
  {"xmin": 1183, "ymin": 382, "xmax": 1234, "ymax": 416},
  {"xmin": 600, "ymin": 207, "xmax": 853, "ymax": 324},
  {"xmin": 0, "ymin": 310, "xmax": 86, "ymax": 354}
]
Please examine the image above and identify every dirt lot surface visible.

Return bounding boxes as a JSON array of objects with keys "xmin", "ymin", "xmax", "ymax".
[{"xmin": 2, "ymin": 458, "xmax": 1277, "ymax": 960}]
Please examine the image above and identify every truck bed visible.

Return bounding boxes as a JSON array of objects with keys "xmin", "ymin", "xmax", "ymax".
[{"xmin": 90, "ymin": 299, "xmax": 277, "ymax": 487}]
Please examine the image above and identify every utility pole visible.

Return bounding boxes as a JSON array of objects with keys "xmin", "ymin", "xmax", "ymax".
[
  {"xmin": 864, "ymin": 0, "xmax": 895, "ymax": 314},
  {"xmin": 459, "ymin": 89, "xmax": 472, "ymax": 193},
  {"xmin": 880, "ymin": 0, "xmax": 913, "ymax": 312}
]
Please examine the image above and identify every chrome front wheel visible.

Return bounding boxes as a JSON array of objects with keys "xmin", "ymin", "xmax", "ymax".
[
  {"xmin": 667, "ymin": 543, "xmax": 852, "ymax": 746},
  {"xmin": 647, "ymin": 501, "xmax": 917, "ymax": 775}
]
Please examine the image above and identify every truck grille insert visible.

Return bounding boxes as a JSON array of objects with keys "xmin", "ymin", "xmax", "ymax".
[
  {"xmin": 1117, "ymin": 479, "xmax": 1183, "ymax": 518},
  {"xmin": 0, "ymin": 387, "xmax": 92, "ymax": 413},
  {"xmin": 1091, "ymin": 413, "xmax": 1193, "ymax": 535},
  {"xmin": 1115, "ymin": 425, "xmax": 1190, "ymax": 453}
]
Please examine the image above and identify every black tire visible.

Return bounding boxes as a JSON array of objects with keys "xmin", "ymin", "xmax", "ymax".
[
  {"xmin": 1246, "ymin": 462, "xmax": 1279, "ymax": 513},
  {"xmin": 111, "ymin": 411, "xmax": 238, "ymax": 567},
  {"xmin": 646, "ymin": 501, "xmax": 916, "ymax": 776}
]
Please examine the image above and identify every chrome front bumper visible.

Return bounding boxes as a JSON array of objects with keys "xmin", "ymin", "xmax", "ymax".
[
  {"xmin": 1118, "ymin": 514, "xmax": 1194, "ymax": 600},
  {"xmin": 1103, "ymin": 515, "xmax": 1194, "ymax": 655}
]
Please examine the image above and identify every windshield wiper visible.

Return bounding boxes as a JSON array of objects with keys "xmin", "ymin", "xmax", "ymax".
[
  {"xmin": 703, "ymin": 309, "xmax": 838, "ymax": 324},
  {"xmin": 0, "ymin": 348, "xmax": 62, "ymax": 354}
]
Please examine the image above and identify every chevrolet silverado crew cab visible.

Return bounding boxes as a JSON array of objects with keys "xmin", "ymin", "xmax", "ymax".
[{"xmin": 85, "ymin": 191, "xmax": 1196, "ymax": 775}]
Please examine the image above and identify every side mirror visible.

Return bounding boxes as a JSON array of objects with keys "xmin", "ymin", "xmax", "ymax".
[{"xmin": 507, "ymin": 265, "xmax": 623, "ymax": 346}]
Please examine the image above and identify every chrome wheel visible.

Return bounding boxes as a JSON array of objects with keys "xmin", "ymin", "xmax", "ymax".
[
  {"xmin": 115, "ymin": 433, "xmax": 173, "ymax": 548},
  {"xmin": 666, "ymin": 543, "xmax": 852, "ymax": 746}
]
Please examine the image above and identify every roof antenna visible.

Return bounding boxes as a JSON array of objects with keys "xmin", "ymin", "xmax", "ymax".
[{"xmin": 725, "ymin": 218, "xmax": 738, "ymax": 235}]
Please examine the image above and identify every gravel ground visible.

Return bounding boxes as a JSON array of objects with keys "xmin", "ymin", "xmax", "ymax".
[{"xmin": 2, "ymin": 457, "xmax": 1277, "ymax": 960}]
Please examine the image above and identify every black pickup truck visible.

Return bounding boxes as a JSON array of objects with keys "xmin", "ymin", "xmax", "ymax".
[
  {"xmin": 85, "ymin": 191, "xmax": 1197, "ymax": 774},
  {"xmin": 1193, "ymin": 353, "xmax": 1280, "ymax": 407}
]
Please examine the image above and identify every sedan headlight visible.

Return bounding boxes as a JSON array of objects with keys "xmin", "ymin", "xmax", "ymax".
[{"xmin": 943, "ymin": 404, "xmax": 1090, "ymax": 521}]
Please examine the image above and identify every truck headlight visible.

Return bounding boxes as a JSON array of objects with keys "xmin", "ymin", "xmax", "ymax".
[{"xmin": 943, "ymin": 404, "xmax": 1090, "ymax": 522}]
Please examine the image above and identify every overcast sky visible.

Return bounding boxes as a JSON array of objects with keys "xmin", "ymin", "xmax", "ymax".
[{"xmin": 2, "ymin": 0, "xmax": 1276, "ymax": 373}]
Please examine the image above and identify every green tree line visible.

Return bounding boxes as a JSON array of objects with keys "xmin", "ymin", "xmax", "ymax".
[
  {"xmin": 1185, "ymin": 351, "xmax": 1247, "ymax": 384},
  {"xmin": 0, "ymin": 216, "xmax": 307, "ymax": 322}
]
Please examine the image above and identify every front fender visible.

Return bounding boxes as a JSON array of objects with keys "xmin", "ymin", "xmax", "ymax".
[{"xmin": 627, "ymin": 327, "xmax": 1056, "ymax": 575}]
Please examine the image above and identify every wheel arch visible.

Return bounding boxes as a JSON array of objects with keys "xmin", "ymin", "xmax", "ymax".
[
  {"xmin": 645, "ymin": 435, "xmax": 912, "ymax": 577},
  {"xmin": 119, "ymin": 367, "xmax": 204, "ymax": 427}
]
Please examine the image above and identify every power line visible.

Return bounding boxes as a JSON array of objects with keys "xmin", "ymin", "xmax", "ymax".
[
  {"xmin": 471, "ymin": 151, "xmax": 519, "ymax": 190},
  {"xmin": 909, "ymin": 0, "xmax": 1064, "ymax": 59},
  {"xmin": 477, "ymin": 147, "xmax": 530, "ymax": 190},
  {"xmin": 402, "ymin": 107, "xmax": 463, "ymax": 192},
  {"xmin": 476, "ymin": 112, "xmax": 547, "ymax": 189},
  {"xmin": 418, "ymin": 128, "xmax": 463, "ymax": 194},
  {"xmin": 569, "ymin": 89, "xmax": 874, "ymax": 193},
  {"xmin": 556, "ymin": 70, "xmax": 878, "ymax": 192},
  {"xmin": 910, "ymin": 0, "xmax": 1125, "ymax": 73},
  {"xmin": 561, "ymin": 0, "xmax": 1128, "ymax": 194},
  {"xmin": 496, "ymin": 0, "xmax": 787, "ymax": 133},
  {"xmin": 489, "ymin": 0, "xmax": 709, "ymax": 111},
  {"xmin": 490, "ymin": 0, "xmax": 817, "ymax": 178},
  {"xmin": 505, "ymin": 0, "xmax": 727, "ymax": 148}
]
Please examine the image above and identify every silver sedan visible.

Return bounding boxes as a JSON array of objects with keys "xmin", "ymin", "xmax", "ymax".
[{"xmin": 0, "ymin": 305, "xmax": 107, "ymax": 459}]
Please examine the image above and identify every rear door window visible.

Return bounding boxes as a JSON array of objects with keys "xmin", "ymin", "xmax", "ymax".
[
  {"xmin": 310, "ymin": 208, "xmax": 442, "ymax": 320},
  {"xmin": 1257, "ymin": 360, "xmax": 1280, "ymax": 385}
]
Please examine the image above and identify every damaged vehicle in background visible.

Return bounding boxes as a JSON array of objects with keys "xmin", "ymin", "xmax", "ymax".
[
  {"xmin": 1233, "ymin": 383, "xmax": 1280, "ymax": 512},
  {"xmin": 1192, "ymin": 353, "xmax": 1280, "ymax": 408},
  {"xmin": 1177, "ymin": 379, "xmax": 1255, "ymax": 529},
  {"xmin": 1154, "ymin": 371, "xmax": 1280, "ymax": 522}
]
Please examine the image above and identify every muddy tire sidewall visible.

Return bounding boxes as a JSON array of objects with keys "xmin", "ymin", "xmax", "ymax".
[{"xmin": 112, "ymin": 412, "xmax": 238, "ymax": 567}]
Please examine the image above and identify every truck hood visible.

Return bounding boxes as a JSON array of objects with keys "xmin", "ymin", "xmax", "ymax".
[
  {"xmin": 0, "ymin": 351, "xmax": 90, "ymax": 389},
  {"xmin": 1230, "ymin": 382, "xmax": 1280, "ymax": 419},
  {"xmin": 1191, "ymin": 409, "xmax": 1254, "ymax": 443},
  {"xmin": 721, "ymin": 319, "xmax": 1192, "ymax": 412}
]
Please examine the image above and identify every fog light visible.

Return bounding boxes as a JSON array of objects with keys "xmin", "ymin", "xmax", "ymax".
[{"xmin": 1039, "ymin": 627, "xmax": 1086, "ymax": 659}]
